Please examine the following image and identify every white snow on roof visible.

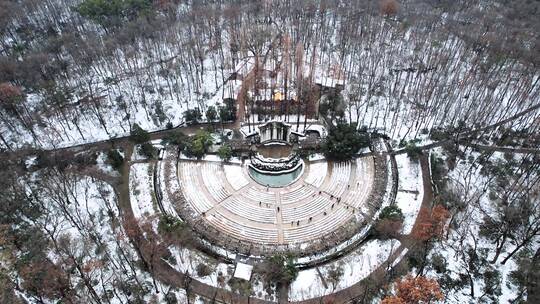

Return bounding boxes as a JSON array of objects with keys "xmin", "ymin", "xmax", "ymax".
[
  {"xmin": 305, "ymin": 124, "xmax": 327, "ymax": 137},
  {"xmin": 233, "ymin": 262, "xmax": 253, "ymax": 281},
  {"xmin": 315, "ymin": 75, "xmax": 345, "ymax": 87}
]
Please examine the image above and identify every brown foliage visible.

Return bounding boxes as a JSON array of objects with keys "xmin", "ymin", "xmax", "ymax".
[
  {"xmin": 323, "ymin": 294, "xmax": 337, "ymax": 304},
  {"xmin": 396, "ymin": 275, "xmax": 443, "ymax": 303},
  {"xmin": 139, "ymin": 215, "xmax": 169, "ymax": 264},
  {"xmin": 381, "ymin": 296, "xmax": 406, "ymax": 304},
  {"xmin": 19, "ymin": 260, "xmax": 71, "ymax": 300},
  {"xmin": 412, "ymin": 208, "xmax": 432, "ymax": 241},
  {"xmin": 83, "ymin": 259, "xmax": 104, "ymax": 273},
  {"xmin": 411, "ymin": 205, "xmax": 450, "ymax": 242},
  {"xmin": 0, "ymin": 83, "xmax": 23, "ymax": 114},
  {"xmin": 0, "ymin": 224, "xmax": 13, "ymax": 247},
  {"xmin": 0, "ymin": 83, "xmax": 22, "ymax": 102},
  {"xmin": 375, "ymin": 218, "xmax": 403, "ymax": 239},
  {"xmin": 123, "ymin": 216, "xmax": 141, "ymax": 240},
  {"xmin": 431, "ymin": 205, "xmax": 451, "ymax": 232},
  {"xmin": 153, "ymin": 0, "xmax": 182, "ymax": 10},
  {"xmin": 0, "ymin": 272, "xmax": 25, "ymax": 304},
  {"xmin": 380, "ymin": 0, "xmax": 399, "ymax": 16},
  {"xmin": 383, "ymin": 275, "xmax": 443, "ymax": 304}
]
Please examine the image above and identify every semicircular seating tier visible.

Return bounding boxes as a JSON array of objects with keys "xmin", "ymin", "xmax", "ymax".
[{"xmin": 164, "ymin": 153, "xmax": 379, "ymax": 251}]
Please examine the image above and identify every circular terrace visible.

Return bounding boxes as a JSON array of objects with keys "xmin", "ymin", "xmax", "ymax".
[{"xmin": 158, "ymin": 145, "xmax": 392, "ymax": 260}]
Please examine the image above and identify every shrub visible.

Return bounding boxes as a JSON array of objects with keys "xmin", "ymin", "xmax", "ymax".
[
  {"xmin": 374, "ymin": 218, "xmax": 403, "ymax": 239},
  {"xmin": 184, "ymin": 130, "xmax": 213, "ymax": 159},
  {"xmin": 430, "ymin": 154, "xmax": 446, "ymax": 190},
  {"xmin": 138, "ymin": 142, "xmax": 156, "ymax": 159},
  {"xmin": 0, "ymin": 83, "xmax": 24, "ymax": 114},
  {"xmin": 380, "ymin": 0, "xmax": 399, "ymax": 16},
  {"xmin": 404, "ymin": 142, "xmax": 423, "ymax": 160},
  {"xmin": 429, "ymin": 128, "xmax": 449, "ymax": 141},
  {"xmin": 219, "ymin": 98, "xmax": 237, "ymax": 122},
  {"xmin": 375, "ymin": 206, "xmax": 404, "ymax": 239},
  {"xmin": 196, "ymin": 263, "xmax": 213, "ymax": 277},
  {"xmin": 107, "ymin": 149, "xmax": 124, "ymax": 169},
  {"xmin": 130, "ymin": 123, "xmax": 150, "ymax": 144},
  {"xmin": 157, "ymin": 215, "xmax": 185, "ymax": 234},
  {"xmin": 164, "ymin": 290, "xmax": 178, "ymax": 304},
  {"xmin": 382, "ymin": 275, "xmax": 443, "ymax": 304},
  {"xmin": 206, "ymin": 105, "xmax": 217, "ymax": 122},
  {"xmin": 73, "ymin": 152, "xmax": 98, "ymax": 168},
  {"xmin": 379, "ymin": 205, "xmax": 404, "ymax": 221},
  {"xmin": 326, "ymin": 264, "xmax": 345, "ymax": 289},
  {"xmin": 258, "ymin": 254, "xmax": 298, "ymax": 285},
  {"xmin": 217, "ymin": 144, "xmax": 233, "ymax": 162},
  {"xmin": 297, "ymin": 148, "xmax": 315, "ymax": 159},
  {"xmin": 319, "ymin": 91, "xmax": 345, "ymax": 120},
  {"xmin": 162, "ymin": 130, "xmax": 188, "ymax": 149},
  {"xmin": 430, "ymin": 253, "xmax": 447, "ymax": 274},
  {"xmin": 157, "ymin": 215, "xmax": 195, "ymax": 248},
  {"xmin": 76, "ymin": 0, "xmax": 153, "ymax": 28},
  {"xmin": 227, "ymin": 277, "xmax": 252, "ymax": 296},
  {"xmin": 184, "ymin": 108, "xmax": 202, "ymax": 125},
  {"xmin": 322, "ymin": 123, "xmax": 370, "ymax": 161}
]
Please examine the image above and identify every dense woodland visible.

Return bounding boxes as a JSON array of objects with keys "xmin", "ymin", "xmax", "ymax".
[
  {"xmin": 0, "ymin": 0, "xmax": 539, "ymax": 303},
  {"xmin": 0, "ymin": 0, "xmax": 538, "ymax": 148}
]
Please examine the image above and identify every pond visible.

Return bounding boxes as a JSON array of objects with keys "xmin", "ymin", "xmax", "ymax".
[{"xmin": 248, "ymin": 164, "xmax": 304, "ymax": 187}]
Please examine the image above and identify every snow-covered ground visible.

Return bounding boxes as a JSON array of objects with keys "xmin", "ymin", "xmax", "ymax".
[
  {"xmin": 308, "ymin": 153, "xmax": 326, "ymax": 161},
  {"xmin": 167, "ymin": 246, "xmax": 232, "ymax": 288},
  {"xmin": 1, "ymin": 45, "xmax": 249, "ymax": 150},
  {"xmin": 3, "ymin": 3, "xmax": 538, "ymax": 303},
  {"xmin": 95, "ymin": 151, "xmax": 120, "ymax": 176},
  {"xmin": 289, "ymin": 239, "xmax": 403, "ymax": 301},
  {"xmin": 129, "ymin": 163, "xmax": 157, "ymax": 219},
  {"xmin": 421, "ymin": 149, "xmax": 530, "ymax": 303},
  {"xmin": 428, "ymin": 240, "xmax": 519, "ymax": 304},
  {"xmin": 395, "ymin": 154, "xmax": 424, "ymax": 234},
  {"xmin": 157, "ymin": 154, "xmax": 179, "ymax": 217},
  {"xmin": 32, "ymin": 172, "xmax": 180, "ymax": 303},
  {"xmin": 166, "ymin": 246, "xmax": 273, "ymax": 300}
]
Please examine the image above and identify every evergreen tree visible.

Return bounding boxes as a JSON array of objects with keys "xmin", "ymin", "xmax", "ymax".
[
  {"xmin": 322, "ymin": 123, "xmax": 370, "ymax": 161},
  {"xmin": 130, "ymin": 123, "xmax": 150, "ymax": 144}
]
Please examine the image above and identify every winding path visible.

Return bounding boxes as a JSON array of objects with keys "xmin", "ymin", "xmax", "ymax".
[
  {"xmin": 392, "ymin": 102, "xmax": 540, "ymax": 155},
  {"xmin": 116, "ymin": 146, "xmax": 273, "ymax": 304},
  {"xmin": 295, "ymin": 153, "xmax": 434, "ymax": 304},
  {"xmin": 100, "ymin": 141, "xmax": 436, "ymax": 303}
]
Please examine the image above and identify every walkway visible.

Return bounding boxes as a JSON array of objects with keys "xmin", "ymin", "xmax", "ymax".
[
  {"xmin": 392, "ymin": 102, "xmax": 540, "ymax": 155},
  {"xmin": 76, "ymin": 140, "xmax": 436, "ymax": 304},
  {"xmin": 295, "ymin": 153, "xmax": 434, "ymax": 303}
]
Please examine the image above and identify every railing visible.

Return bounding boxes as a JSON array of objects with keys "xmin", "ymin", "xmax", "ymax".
[{"xmin": 228, "ymin": 139, "xmax": 252, "ymax": 152}]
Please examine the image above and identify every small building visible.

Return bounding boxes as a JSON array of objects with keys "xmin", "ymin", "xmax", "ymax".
[
  {"xmin": 258, "ymin": 121, "xmax": 292, "ymax": 143},
  {"xmin": 233, "ymin": 262, "xmax": 253, "ymax": 281}
]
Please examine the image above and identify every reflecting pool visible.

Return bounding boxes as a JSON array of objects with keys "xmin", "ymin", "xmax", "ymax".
[{"xmin": 248, "ymin": 164, "xmax": 303, "ymax": 187}]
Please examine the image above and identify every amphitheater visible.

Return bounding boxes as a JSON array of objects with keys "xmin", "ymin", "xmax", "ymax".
[{"xmin": 158, "ymin": 142, "xmax": 391, "ymax": 259}]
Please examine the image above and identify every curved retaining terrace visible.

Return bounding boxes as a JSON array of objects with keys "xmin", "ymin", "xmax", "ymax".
[{"xmin": 156, "ymin": 142, "xmax": 394, "ymax": 265}]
